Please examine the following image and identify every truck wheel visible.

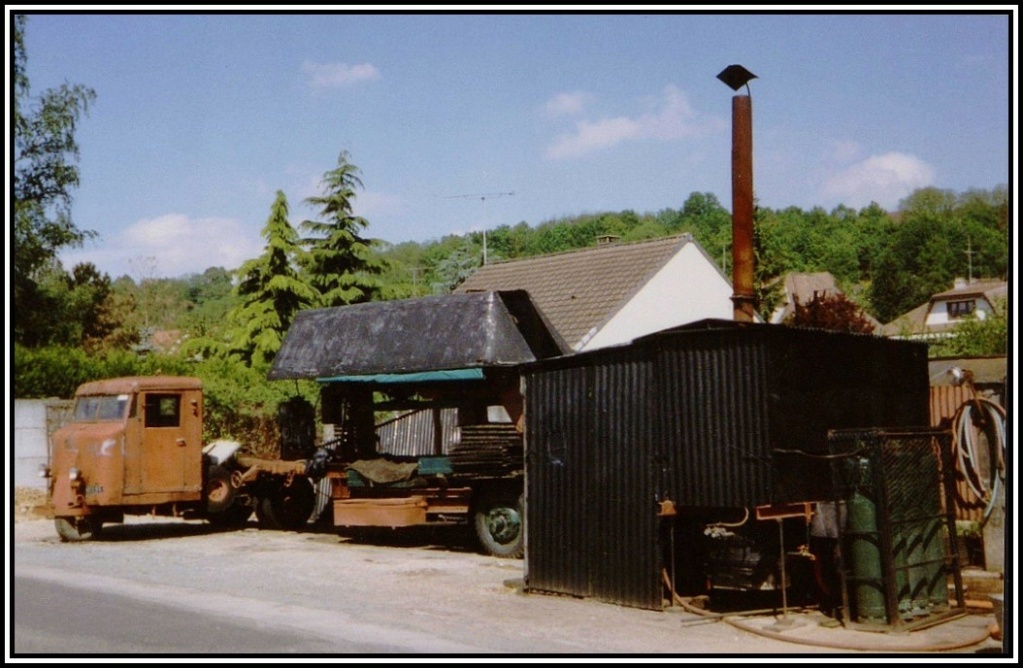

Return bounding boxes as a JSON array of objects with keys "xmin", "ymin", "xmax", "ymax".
[
  {"xmin": 205, "ymin": 465, "xmax": 238, "ymax": 515},
  {"xmin": 54, "ymin": 516, "xmax": 101, "ymax": 542},
  {"xmin": 257, "ymin": 476, "xmax": 315, "ymax": 531},
  {"xmin": 474, "ymin": 494, "xmax": 524, "ymax": 559}
]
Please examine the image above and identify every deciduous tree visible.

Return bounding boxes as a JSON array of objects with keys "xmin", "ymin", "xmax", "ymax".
[{"xmin": 14, "ymin": 14, "xmax": 97, "ymax": 346}]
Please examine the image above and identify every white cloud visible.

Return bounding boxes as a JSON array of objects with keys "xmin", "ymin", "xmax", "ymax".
[
  {"xmin": 544, "ymin": 91, "xmax": 593, "ymax": 117},
  {"xmin": 60, "ymin": 214, "xmax": 264, "ymax": 279},
  {"xmin": 822, "ymin": 152, "xmax": 936, "ymax": 209},
  {"xmin": 545, "ymin": 85, "xmax": 720, "ymax": 160},
  {"xmin": 302, "ymin": 61, "xmax": 380, "ymax": 89}
]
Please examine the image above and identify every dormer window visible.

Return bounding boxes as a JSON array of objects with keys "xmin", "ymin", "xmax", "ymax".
[{"xmin": 948, "ymin": 299, "xmax": 976, "ymax": 319}]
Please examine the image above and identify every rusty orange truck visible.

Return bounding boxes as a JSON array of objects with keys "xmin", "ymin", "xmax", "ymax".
[{"xmin": 41, "ymin": 375, "xmax": 315, "ymax": 541}]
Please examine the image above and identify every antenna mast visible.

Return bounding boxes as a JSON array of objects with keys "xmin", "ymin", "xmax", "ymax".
[{"xmin": 446, "ymin": 191, "xmax": 515, "ymax": 265}]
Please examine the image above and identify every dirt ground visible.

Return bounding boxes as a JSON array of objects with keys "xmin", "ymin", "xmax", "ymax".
[
  {"xmin": 13, "ymin": 488, "xmax": 48, "ymax": 522},
  {"xmin": 10, "ymin": 489, "xmax": 1007, "ymax": 658}
]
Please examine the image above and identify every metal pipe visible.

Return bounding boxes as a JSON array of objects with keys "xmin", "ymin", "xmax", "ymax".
[{"xmin": 731, "ymin": 95, "xmax": 756, "ymax": 322}]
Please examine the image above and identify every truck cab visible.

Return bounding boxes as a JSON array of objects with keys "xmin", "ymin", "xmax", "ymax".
[{"xmin": 45, "ymin": 376, "xmax": 206, "ymax": 540}]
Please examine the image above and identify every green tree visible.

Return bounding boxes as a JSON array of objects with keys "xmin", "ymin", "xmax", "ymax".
[
  {"xmin": 229, "ymin": 191, "xmax": 317, "ymax": 366},
  {"xmin": 928, "ymin": 299, "xmax": 1008, "ymax": 358},
  {"xmin": 431, "ymin": 239, "xmax": 484, "ymax": 293},
  {"xmin": 181, "ymin": 266, "xmax": 239, "ymax": 338},
  {"xmin": 14, "ymin": 14, "xmax": 97, "ymax": 346},
  {"xmin": 301, "ymin": 150, "xmax": 384, "ymax": 307}
]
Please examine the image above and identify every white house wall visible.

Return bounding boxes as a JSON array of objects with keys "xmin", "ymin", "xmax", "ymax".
[
  {"xmin": 580, "ymin": 243, "xmax": 733, "ymax": 351},
  {"xmin": 925, "ymin": 298, "xmax": 994, "ymax": 327}
]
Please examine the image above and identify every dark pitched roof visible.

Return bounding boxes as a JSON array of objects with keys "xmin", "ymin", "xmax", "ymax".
[
  {"xmin": 268, "ymin": 290, "xmax": 564, "ymax": 380},
  {"xmin": 772, "ymin": 272, "xmax": 841, "ymax": 322},
  {"xmin": 772, "ymin": 272, "xmax": 882, "ymax": 327},
  {"xmin": 932, "ymin": 279, "xmax": 1008, "ymax": 301},
  {"xmin": 454, "ymin": 235, "xmax": 709, "ymax": 348}
]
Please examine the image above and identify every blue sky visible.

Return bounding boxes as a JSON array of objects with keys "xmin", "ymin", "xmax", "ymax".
[{"xmin": 11, "ymin": 8, "xmax": 1015, "ymax": 279}]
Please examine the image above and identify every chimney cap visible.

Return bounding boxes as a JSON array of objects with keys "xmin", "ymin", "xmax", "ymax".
[{"xmin": 717, "ymin": 64, "xmax": 757, "ymax": 92}]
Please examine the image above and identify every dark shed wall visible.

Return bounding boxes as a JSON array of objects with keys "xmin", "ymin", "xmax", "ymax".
[
  {"xmin": 525, "ymin": 346, "xmax": 663, "ymax": 610},
  {"xmin": 656, "ymin": 329, "xmax": 772, "ymax": 507},
  {"xmin": 523, "ymin": 323, "xmax": 931, "ymax": 610},
  {"xmin": 763, "ymin": 328, "xmax": 931, "ymax": 502}
]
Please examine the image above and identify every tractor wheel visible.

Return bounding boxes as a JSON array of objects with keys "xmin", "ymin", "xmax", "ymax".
[
  {"xmin": 473, "ymin": 494, "xmax": 524, "ymax": 559},
  {"xmin": 205, "ymin": 465, "xmax": 239, "ymax": 515},
  {"xmin": 55, "ymin": 516, "xmax": 101, "ymax": 542},
  {"xmin": 257, "ymin": 476, "xmax": 316, "ymax": 531}
]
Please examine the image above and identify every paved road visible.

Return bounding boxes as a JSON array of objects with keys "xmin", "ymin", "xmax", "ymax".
[
  {"xmin": 14, "ymin": 575, "xmax": 397, "ymax": 654},
  {"xmin": 9, "ymin": 516, "xmax": 1003, "ymax": 659}
]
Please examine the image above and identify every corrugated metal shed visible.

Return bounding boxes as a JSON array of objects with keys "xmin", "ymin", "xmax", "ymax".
[
  {"xmin": 269, "ymin": 290, "xmax": 565, "ymax": 380},
  {"xmin": 930, "ymin": 385, "xmax": 996, "ymax": 524},
  {"xmin": 526, "ymin": 345, "xmax": 661, "ymax": 609},
  {"xmin": 523, "ymin": 320, "xmax": 932, "ymax": 610},
  {"xmin": 376, "ymin": 408, "xmax": 460, "ymax": 457}
]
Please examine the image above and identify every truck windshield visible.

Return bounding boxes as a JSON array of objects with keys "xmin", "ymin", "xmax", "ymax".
[{"xmin": 74, "ymin": 394, "xmax": 130, "ymax": 422}]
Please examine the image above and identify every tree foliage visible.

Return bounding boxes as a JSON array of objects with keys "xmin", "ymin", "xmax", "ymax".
[
  {"xmin": 868, "ymin": 187, "xmax": 1008, "ymax": 323},
  {"xmin": 784, "ymin": 292, "xmax": 877, "ymax": 335},
  {"xmin": 228, "ymin": 191, "xmax": 317, "ymax": 366},
  {"xmin": 928, "ymin": 299, "xmax": 1008, "ymax": 358},
  {"xmin": 14, "ymin": 15, "xmax": 98, "ymax": 346},
  {"xmin": 301, "ymin": 150, "xmax": 385, "ymax": 307},
  {"xmin": 14, "ymin": 345, "xmax": 317, "ymax": 451}
]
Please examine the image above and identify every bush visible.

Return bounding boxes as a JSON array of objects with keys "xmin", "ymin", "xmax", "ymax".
[{"xmin": 13, "ymin": 345, "xmax": 318, "ymax": 456}]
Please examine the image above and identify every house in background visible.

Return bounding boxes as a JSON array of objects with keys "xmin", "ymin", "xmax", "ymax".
[
  {"xmin": 768, "ymin": 271, "xmax": 880, "ymax": 328},
  {"xmin": 454, "ymin": 234, "xmax": 734, "ymax": 352},
  {"xmin": 881, "ymin": 278, "xmax": 1008, "ymax": 339}
]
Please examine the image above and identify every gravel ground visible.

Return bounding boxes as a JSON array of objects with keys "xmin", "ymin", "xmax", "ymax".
[{"xmin": 10, "ymin": 504, "xmax": 1005, "ymax": 659}]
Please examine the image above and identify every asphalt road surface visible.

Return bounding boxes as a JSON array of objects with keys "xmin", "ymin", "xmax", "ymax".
[{"xmin": 9, "ymin": 515, "xmax": 1004, "ymax": 659}]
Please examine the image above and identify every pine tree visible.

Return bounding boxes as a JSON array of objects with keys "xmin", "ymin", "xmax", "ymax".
[
  {"xmin": 229, "ymin": 191, "xmax": 317, "ymax": 366},
  {"xmin": 301, "ymin": 150, "xmax": 384, "ymax": 307}
]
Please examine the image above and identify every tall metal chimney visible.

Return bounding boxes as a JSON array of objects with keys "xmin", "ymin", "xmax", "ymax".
[{"xmin": 717, "ymin": 65, "xmax": 757, "ymax": 323}]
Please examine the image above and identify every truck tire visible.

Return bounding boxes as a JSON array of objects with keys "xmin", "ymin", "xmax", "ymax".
[
  {"xmin": 205, "ymin": 465, "xmax": 239, "ymax": 515},
  {"xmin": 55, "ymin": 516, "xmax": 101, "ymax": 542},
  {"xmin": 474, "ymin": 494, "xmax": 524, "ymax": 559},
  {"xmin": 256, "ymin": 476, "xmax": 315, "ymax": 531}
]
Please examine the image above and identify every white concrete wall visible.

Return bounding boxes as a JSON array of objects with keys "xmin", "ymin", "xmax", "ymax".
[
  {"xmin": 14, "ymin": 399, "xmax": 73, "ymax": 489},
  {"xmin": 580, "ymin": 243, "xmax": 733, "ymax": 351}
]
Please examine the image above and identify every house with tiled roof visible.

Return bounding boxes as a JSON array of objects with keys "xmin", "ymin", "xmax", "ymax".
[
  {"xmin": 454, "ymin": 234, "xmax": 733, "ymax": 352},
  {"xmin": 881, "ymin": 278, "xmax": 1008, "ymax": 338},
  {"xmin": 769, "ymin": 271, "xmax": 882, "ymax": 328}
]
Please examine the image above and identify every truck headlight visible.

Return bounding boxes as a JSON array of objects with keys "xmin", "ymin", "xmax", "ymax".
[
  {"xmin": 38, "ymin": 463, "xmax": 51, "ymax": 478},
  {"xmin": 69, "ymin": 467, "xmax": 81, "ymax": 481}
]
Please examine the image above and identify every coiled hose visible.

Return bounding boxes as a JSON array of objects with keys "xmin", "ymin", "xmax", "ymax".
[{"xmin": 952, "ymin": 397, "xmax": 1006, "ymax": 525}]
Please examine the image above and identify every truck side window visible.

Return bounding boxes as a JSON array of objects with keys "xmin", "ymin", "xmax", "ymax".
[{"xmin": 145, "ymin": 394, "xmax": 181, "ymax": 428}]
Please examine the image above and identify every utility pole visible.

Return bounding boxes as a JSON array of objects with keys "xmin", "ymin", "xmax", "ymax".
[
  {"xmin": 408, "ymin": 266, "xmax": 425, "ymax": 297},
  {"xmin": 964, "ymin": 237, "xmax": 975, "ymax": 284},
  {"xmin": 446, "ymin": 191, "xmax": 515, "ymax": 265}
]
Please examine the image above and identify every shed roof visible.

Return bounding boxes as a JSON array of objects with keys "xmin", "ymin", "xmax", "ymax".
[
  {"xmin": 455, "ymin": 235, "xmax": 706, "ymax": 348},
  {"xmin": 268, "ymin": 290, "xmax": 564, "ymax": 381}
]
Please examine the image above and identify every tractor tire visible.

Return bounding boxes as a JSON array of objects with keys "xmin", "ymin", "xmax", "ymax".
[
  {"xmin": 256, "ymin": 476, "xmax": 316, "ymax": 531},
  {"xmin": 55, "ymin": 516, "xmax": 101, "ymax": 542},
  {"xmin": 473, "ymin": 493, "xmax": 524, "ymax": 559},
  {"xmin": 205, "ymin": 465, "xmax": 239, "ymax": 515}
]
